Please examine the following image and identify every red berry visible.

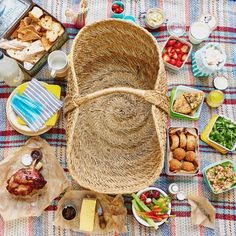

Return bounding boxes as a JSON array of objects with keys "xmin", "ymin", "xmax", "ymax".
[
  {"xmin": 172, "ymin": 52, "xmax": 178, "ymax": 59},
  {"xmin": 176, "ymin": 60, "xmax": 183, "ymax": 67},
  {"xmin": 181, "ymin": 45, "xmax": 189, "ymax": 53},
  {"xmin": 162, "ymin": 53, "xmax": 170, "ymax": 62},
  {"xmin": 175, "ymin": 48, "xmax": 181, "ymax": 53},
  {"xmin": 181, "ymin": 54, "xmax": 188, "ymax": 61},
  {"xmin": 166, "ymin": 39, "xmax": 176, "ymax": 46},
  {"xmin": 170, "ymin": 58, "xmax": 176, "ymax": 65},
  {"xmin": 174, "ymin": 41, "xmax": 182, "ymax": 49}
]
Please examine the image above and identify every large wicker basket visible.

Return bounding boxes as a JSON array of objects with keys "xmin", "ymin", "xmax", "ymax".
[{"xmin": 64, "ymin": 19, "xmax": 169, "ymax": 194}]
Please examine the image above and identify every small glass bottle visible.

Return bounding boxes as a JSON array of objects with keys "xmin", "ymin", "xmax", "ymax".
[
  {"xmin": 0, "ymin": 51, "xmax": 24, "ymax": 87},
  {"xmin": 206, "ymin": 90, "xmax": 224, "ymax": 108}
]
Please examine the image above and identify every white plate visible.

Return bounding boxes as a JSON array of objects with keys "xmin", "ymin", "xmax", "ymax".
[
  {"xmin": 6, "ymin": 82, "xmax": 54, "ymax": 136},
  {"xmin": 132, "ymin": 187, "xmax": 171, "ymax": 228}
]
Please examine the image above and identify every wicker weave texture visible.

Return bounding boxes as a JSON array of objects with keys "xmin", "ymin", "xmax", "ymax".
[{"xmin": 65, "ymin": 19, "xmax": 169, "ymax": 194}]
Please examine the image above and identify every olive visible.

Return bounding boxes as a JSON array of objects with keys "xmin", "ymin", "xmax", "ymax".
[
  {"xmin": 62, "ymin": 205, "xmax": 77, "ymax": 220},
  {"xmin": 31, "ymin": 149, "xmax": 43, "ymax": 161}
]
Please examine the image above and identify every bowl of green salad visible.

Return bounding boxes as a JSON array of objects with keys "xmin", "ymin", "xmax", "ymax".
[{"xmin": 208, "ymin": 115, "xmax": 236, "ymax": 152}]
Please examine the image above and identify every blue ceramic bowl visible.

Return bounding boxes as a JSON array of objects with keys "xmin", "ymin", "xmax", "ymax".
[{"xmin": 111, "ymin": 1, "xmax": 125, "ymax": 19}]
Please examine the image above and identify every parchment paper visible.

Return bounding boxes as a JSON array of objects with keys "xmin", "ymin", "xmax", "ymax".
[{"xmin": 0, "ymin": 136, "xmax": 69, "ymax": 221}]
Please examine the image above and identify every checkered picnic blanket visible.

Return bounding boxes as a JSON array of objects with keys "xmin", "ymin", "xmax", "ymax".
[{"xmin": 0, "ymin": 0, "xmax": 236, "ymax": 235}]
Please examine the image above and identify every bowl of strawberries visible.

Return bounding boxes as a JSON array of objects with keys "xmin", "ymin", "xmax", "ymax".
[{"xmin": 162, "ymin": 36, "xmax": 192, "ymax": 71}]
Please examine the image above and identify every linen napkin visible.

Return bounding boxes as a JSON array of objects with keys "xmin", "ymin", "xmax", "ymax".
[
  {"xmin": 12, "ymin": 78, "xmax": 63, "ymax": 131},
  {"xmin": 188, "ymin": 194, "xmax": 216, "ymax": 229}
]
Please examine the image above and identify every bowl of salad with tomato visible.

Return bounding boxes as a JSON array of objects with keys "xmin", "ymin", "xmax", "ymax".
[
  {"xmin": 132, "ymin": 187, "xmax": 173, "ymax": 229},
  {"xmin": 162, "ymin": 36, "xmax": 192, "ymax": 71}
]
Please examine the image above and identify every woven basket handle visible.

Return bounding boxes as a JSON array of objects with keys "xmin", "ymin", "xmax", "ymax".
[{"xmin": 64, "ymin": 87, "xmax": 169, "ymax": 115}]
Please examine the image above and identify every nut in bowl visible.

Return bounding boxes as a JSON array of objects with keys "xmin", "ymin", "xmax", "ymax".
[
  {"xmin": 166, "ymin": 127, "xmax": 199, "ymax": 176},
  {"xmin": 203, "ymin": 160, "xmax": 236, "ymax": 194},
  {"xmin": 132, "ymin": 187, "xmax": 173, "ymax": 229},
  {"xmin": 162, "ymin": 36, "xmax": 192, "ymax": 71},
  {"xmin": 170, "ymin": 85, "xmax": 205, "ymax": 120}
]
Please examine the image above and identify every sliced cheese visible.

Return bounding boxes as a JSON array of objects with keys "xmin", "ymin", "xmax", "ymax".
[{"xmin": 79, "ymin": 198, "xmax": 96, "ymax": 232}]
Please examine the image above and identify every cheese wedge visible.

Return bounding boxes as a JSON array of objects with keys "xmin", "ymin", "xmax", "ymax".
[{"xmin": 79, "ymin": 198, "xmax": 96, "ymax": 232}]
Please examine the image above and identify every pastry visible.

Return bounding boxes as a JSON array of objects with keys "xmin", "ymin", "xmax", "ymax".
[
  {"xmin": 173, "ymin": 148, "xmax": 186, "ymax": 161},
  {"xmin": 173, "ymin": 95, "xmax": 192, "ymax": 114},
  {"xmin": 169, "ymin": 159, "xmax": 182, "ymax": 172},
  {"xmin": 181, "ymin": 161, "xmax": 195, "ymax": 172},
  {"xmin": 185, "ymin": 151, "xmax": 198, "ymax": 167},
  {"xmin": 178, "ymin": 132, "xmax": 187, "ymax": 148},
  {"xmin": 186, "ymin": 134, "xmax": 196, "ymax": 151},
  {"xmin": 183, "ymin": 92, "xmax": 204, "ymax": 110},
  {"xmin": 170, "ymin": 134, "xmax": 179, "ymax": 150}
]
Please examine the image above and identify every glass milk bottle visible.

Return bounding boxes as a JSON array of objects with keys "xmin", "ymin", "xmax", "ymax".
[{"xmin": 0, "ymin": 51, "xmax": 24, "ymax": 86}]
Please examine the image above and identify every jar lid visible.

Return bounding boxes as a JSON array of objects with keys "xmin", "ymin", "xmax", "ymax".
[
  {"xmin": 21, "ymin": 154, "xmax": 33, "ymax": 166},
  {"xmin": 167, "ymin": 20, "xmax": 186, "ymax": 37},
  {"xmin": 176, "ymin": 191, "xmax": 186, "ymax": 201},
  {"xmin": 213, "ymin": 76, "xmax": 228, "ymax": 90},
  {"xmin": 199, "ymin": 14, "xmax": 217, "ymax": 31}
]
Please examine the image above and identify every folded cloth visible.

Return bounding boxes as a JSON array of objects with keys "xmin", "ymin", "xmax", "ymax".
[{"xmin": 11, "ymin": 79, "xmax": 63, "ymax": 131}]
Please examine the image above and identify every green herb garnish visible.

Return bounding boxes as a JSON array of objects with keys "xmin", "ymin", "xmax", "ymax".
[{"xmin": 209, "ymin": 117, "xmax": 236, "ymax": 149}]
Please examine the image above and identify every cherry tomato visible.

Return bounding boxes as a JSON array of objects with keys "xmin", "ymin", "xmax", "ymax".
[
  {"xmin": 172, "ymin": 52, "xmax": 178, "ymax": 59},
  {"xmin": 118, "ymin": 7, "xmax": 124, "ymax": 13},
  {"xmin": 112, "ymin": 4, "xmax": 120, "ymax": 9}
]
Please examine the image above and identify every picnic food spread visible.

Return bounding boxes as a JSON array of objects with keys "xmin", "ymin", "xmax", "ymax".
[{"xmin": 0, "ymin": 1, "xmax": 235, "ymax": 235}]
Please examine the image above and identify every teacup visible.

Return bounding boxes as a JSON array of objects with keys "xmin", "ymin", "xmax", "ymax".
[{"xmin": 48, "ymin": 50, "xmax": 69, "ymax": 78}]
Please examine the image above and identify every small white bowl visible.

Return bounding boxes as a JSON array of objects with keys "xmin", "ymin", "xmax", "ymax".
[{"xmin": 132, "ymin": 187, "xmax": 171, "ymax": 228}]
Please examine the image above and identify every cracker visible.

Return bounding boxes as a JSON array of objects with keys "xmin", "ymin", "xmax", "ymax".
[
  {"xmin": 41, "ymin": 36, "xmax": 53, "ymax": 51},
  {"xmin": 51, "ymin": 21, "xmax": 62, "ymax": 33},
  {"xmin": 29, "ymin": 7, "xmax": 43, "ymax": 20},
  {"xmin": 31, "ymin": 21, "xmax": 41, "ymax": 32},
  {"xmin": 17, "ymin": 25, "xmax": 39, "ymax": 35},
  {"xmin": 46, "ymin": 30, "xmax": 58, "ymax": 43},
  {"xmin": 23, "ymin": 17, "xmax": 32, "ymax": 26},
  {"xmin": 40, "ymin": 16, "xmax": 53, "ymax": 30},
  {"xmin": 10, "ymin": 28, "xmax": 19, "ymax": 39},
  {"xmin": 58, "ymin": 27, "xmax": 64, "ymax": 36},
  {"xmin": 20, "ymin": 30, "xmax": 41, "ymax": 42}
]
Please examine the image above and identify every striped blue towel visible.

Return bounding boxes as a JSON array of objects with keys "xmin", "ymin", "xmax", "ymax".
[{"xmin": 11, "ymin": 79, "xmax": 63, "ymax": 132}]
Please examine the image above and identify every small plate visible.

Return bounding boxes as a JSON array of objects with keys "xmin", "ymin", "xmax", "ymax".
[
  {"xmin": 170, "ymin": 85, "xmax": 205, "ymax": 120},
  {"xmin": 132, "ymin": 187, "xmax": 171, "ymax": 228},
  {"xmin": 6, "ymin": 82, "xmax": 56, "ymax": 136}
]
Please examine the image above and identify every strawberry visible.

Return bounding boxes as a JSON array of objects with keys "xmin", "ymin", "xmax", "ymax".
[
  {"xmin": 166, "ymin": 46, "xmax": 173, "ymax": 54},
  {"xmin": 172, "ymin": 52, "xmax": 178, "ymax": 59},
  {"xmin": 181, "ymin": 54, "xmax": 188, "ymax": 61},
  {"xmin": 174, "ymin": 41, "xmax": 182, "ymax": 49},
  {"xmin": 175, "ymin": 48, "xmax": 181, "ymax": 53},
  {"xmin": 176, "ymin": 60, "xmax": 183, "ymax": 67},
  {"xmin": 162, "ymin": 53, "xmax": 170, "ymax": 62},
  {"xmin": 166, "ymin": 39, "xmax": 176, "ymax": 46},
  {"xmin": 169, "ymin": 58, "xmax": 176, "ymax": 65},
  {"xmin": 181, "ymin": 45, "xmax": 189, "ymax": 53}
]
